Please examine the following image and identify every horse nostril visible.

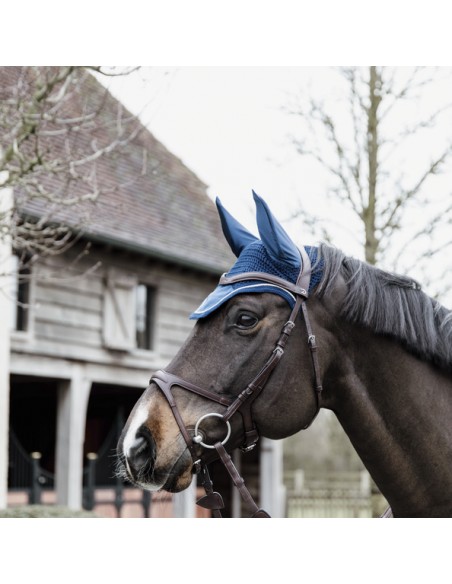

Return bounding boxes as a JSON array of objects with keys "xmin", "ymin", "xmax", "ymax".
[{"xmin": 128, "ymin": 426, "xmax": 156, "ymax": 475}]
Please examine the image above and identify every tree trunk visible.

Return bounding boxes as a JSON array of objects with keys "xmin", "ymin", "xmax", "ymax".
[{"xmin": 364, "ymin": 66, "xmax": 382, "ymax": 266}]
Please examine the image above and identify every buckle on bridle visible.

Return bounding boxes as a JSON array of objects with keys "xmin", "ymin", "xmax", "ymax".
[
  {"xmin": 240, "ymin": 428, "xmax": 259, "ymax": 452},
  {"xmin": 240, "ymin": 443, "xmax": 257, "ymax": 453}
]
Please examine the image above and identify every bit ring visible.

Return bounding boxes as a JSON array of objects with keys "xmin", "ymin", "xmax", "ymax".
[{"xmin": 193, "ymin": 413, "xmax": 231, "ymax": 449}]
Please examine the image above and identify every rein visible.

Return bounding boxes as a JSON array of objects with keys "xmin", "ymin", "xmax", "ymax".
[{"xmin": 150, "ymin": 247, "xmax": 325, "ymax": 517}]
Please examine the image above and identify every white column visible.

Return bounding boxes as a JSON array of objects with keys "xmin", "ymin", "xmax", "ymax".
[
  {"xmin": 172, "ymin": 475, "xmax": 196, "ymax": 517},
  {"xmin": 0, "ymin": 180, "xmax": 13, "ymax": 508},
  {"xmin": 55, "ymin": 366, "xmax": 91, "ymax": 509},
  {"xmin": 260, "ymin": 438, "xmax": 286, "ymax": 517}
]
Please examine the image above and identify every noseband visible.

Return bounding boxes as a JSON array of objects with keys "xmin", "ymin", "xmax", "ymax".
[{"xmin": 150, "ymin": 247, "xmax": 323, "ymax": 517}]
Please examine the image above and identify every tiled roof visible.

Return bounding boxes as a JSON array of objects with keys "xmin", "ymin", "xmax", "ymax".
[{"xmin": 0, "ymin": 67, "xmax": 234, "ymax": 274}]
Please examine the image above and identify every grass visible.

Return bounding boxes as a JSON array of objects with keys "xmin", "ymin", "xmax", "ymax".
[{"xmin": 0, "ymin": 505, "xmax": 99, "ymax": 518}]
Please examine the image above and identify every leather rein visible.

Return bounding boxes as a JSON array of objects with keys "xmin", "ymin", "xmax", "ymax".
[{"xmin": 149, "ymin": 247, "xmax": 325, "ymax": 517}]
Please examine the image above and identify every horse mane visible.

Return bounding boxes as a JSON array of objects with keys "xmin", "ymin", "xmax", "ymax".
[{"xmin": 315, "ymin": 243, "xmax": 452, "ymax": 374}]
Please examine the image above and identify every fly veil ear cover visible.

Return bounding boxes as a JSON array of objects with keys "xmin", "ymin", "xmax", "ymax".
[
  {"xmin": 216, "ymin": 197, "xmax": 258, "ymax": 257},
  {"xmin": 189, "ymin": 191, "xmax": 308, "ymax": 320},
  {"xmin": 252, "ymin": 190, "xmax": 301, "ymax": 269}
]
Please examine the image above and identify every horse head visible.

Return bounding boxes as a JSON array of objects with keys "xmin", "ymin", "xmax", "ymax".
[{"xmin": 117, "ymin": 192, "xmax": 341, "ymax": 495}]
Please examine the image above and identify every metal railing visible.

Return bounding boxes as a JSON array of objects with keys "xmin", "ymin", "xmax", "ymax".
[
  {"xmin": 284, "ymin": 469, "xmax": 373, "ymax": 518},
  {"xmin": 8, "ymin": 427, "xmax": 152, "ymax": 517}
]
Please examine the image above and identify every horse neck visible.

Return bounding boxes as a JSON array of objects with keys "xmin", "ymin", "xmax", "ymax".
[{"xmin": 326, "ymin": 323, "xmax": 452, "ymax": 517}]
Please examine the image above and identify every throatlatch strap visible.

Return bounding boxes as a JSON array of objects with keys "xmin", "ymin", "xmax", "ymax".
[{"xmin": 300, "ymin": 302, "xmax": 323, "ymax": 396}]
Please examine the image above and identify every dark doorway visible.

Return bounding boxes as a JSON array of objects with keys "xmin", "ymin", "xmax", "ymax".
[
  {"xmin": 9, "ymin": 376, "xmax": 58, "ymax": 489},
  {"xmin": 84, "ymin": 384, "xmax": 144, "ymax": 486},
  {"xmin": 83, "ymin": 384, "xmax": 150, "ymax": 516}
]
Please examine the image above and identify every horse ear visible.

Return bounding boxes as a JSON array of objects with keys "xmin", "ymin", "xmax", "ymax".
[
  {"xmin": 216, "ymin": 197, "xmax": 258, "ymax": 257},
  {"xmin": 253, "ymin": 190, "xmax": 301, "ymax": 268}
]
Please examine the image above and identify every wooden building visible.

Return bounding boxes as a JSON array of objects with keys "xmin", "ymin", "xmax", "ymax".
[{"xmin": 0, "ymin": 67, "xmax": 285, "ymax": 517}]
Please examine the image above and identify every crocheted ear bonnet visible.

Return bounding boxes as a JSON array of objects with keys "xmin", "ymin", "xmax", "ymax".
[{"xmin": 190, "ymin": 191, "xmax": 323, "ymax": 320}]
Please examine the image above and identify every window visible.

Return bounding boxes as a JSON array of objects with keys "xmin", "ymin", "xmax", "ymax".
[
  {"xmin": 11, "ymin": 254, "xmax": 31, "ymax": 332},
  {"xmin": 135, "ymin": 284, "xmax": 155, "ymax": 350},
  {"xmin": 102, "ymin": 275, "xmax": 156, "ymax": 352}
]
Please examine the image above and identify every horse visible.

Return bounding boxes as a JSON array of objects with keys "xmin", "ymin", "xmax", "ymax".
[{"xmin": 117, "ymin": 191, "xmax": 452, "ymax": 518}]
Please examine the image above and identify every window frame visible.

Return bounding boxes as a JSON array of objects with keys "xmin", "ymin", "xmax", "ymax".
[
  {"xmin": 10, "ymin": 253, "xmax": 34, "ymax": 341},
  {"xmin": 135, "ymin": 282, "xmax": 156, "ymax": 352}
]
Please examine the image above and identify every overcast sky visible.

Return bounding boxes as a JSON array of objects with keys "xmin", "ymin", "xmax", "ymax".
[
  {"xmin": 101, "ymin": 67, "xmax": 377, "ymax": 249},
  {"xmin": 101, "ymin": 66, "xmax": 452, "ymax": 305},
  {"xmin": 102, "ymin": 67, "xmax": 326, "ymax": 230}
]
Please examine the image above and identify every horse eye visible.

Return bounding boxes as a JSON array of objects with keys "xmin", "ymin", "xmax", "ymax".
[{"xmin": 236, "ymin": 313, "xmax": 259, "ymax": 329}]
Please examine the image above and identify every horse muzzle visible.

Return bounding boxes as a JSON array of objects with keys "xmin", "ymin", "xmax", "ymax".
[
  {"xmin": 122, "ymin": 424, "xmax": 156, "ymax": 482},
  {"xmin": 117, "ymin": 418, "xmax": 194, "ymax": 492}
]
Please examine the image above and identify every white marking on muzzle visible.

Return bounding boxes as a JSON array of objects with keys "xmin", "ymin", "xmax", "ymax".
[{"xmin": 122, "ymin": 401, "xmax": 151, "ymax": 459}]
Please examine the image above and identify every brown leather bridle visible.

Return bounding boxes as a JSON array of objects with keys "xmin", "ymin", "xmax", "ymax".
[{"xmin": 150, "ymin": 247, "xmax": 324, "ymax": 517}]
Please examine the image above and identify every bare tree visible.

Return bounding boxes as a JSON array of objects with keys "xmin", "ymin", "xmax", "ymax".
[
  {"xmin": 286, "ymin": 66, "xmax": 452, "ymax": 302},
  {"xmin": 0, "ymin": 66, "xmax": 141, "ymax": 270}
]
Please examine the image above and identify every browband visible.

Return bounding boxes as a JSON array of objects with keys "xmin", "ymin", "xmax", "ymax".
[{"xmin": 219, "ymin": 246, "xmax": 312, "ymax": 300}]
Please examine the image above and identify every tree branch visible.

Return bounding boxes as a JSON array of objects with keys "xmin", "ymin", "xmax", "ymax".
[
  {"xmin": 380, "ymin": 144, "xmax": 452, "ymax": 234},
  {"xmin": 0, "ymin": 66, "xmax": 148, "ymax": 261}
]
